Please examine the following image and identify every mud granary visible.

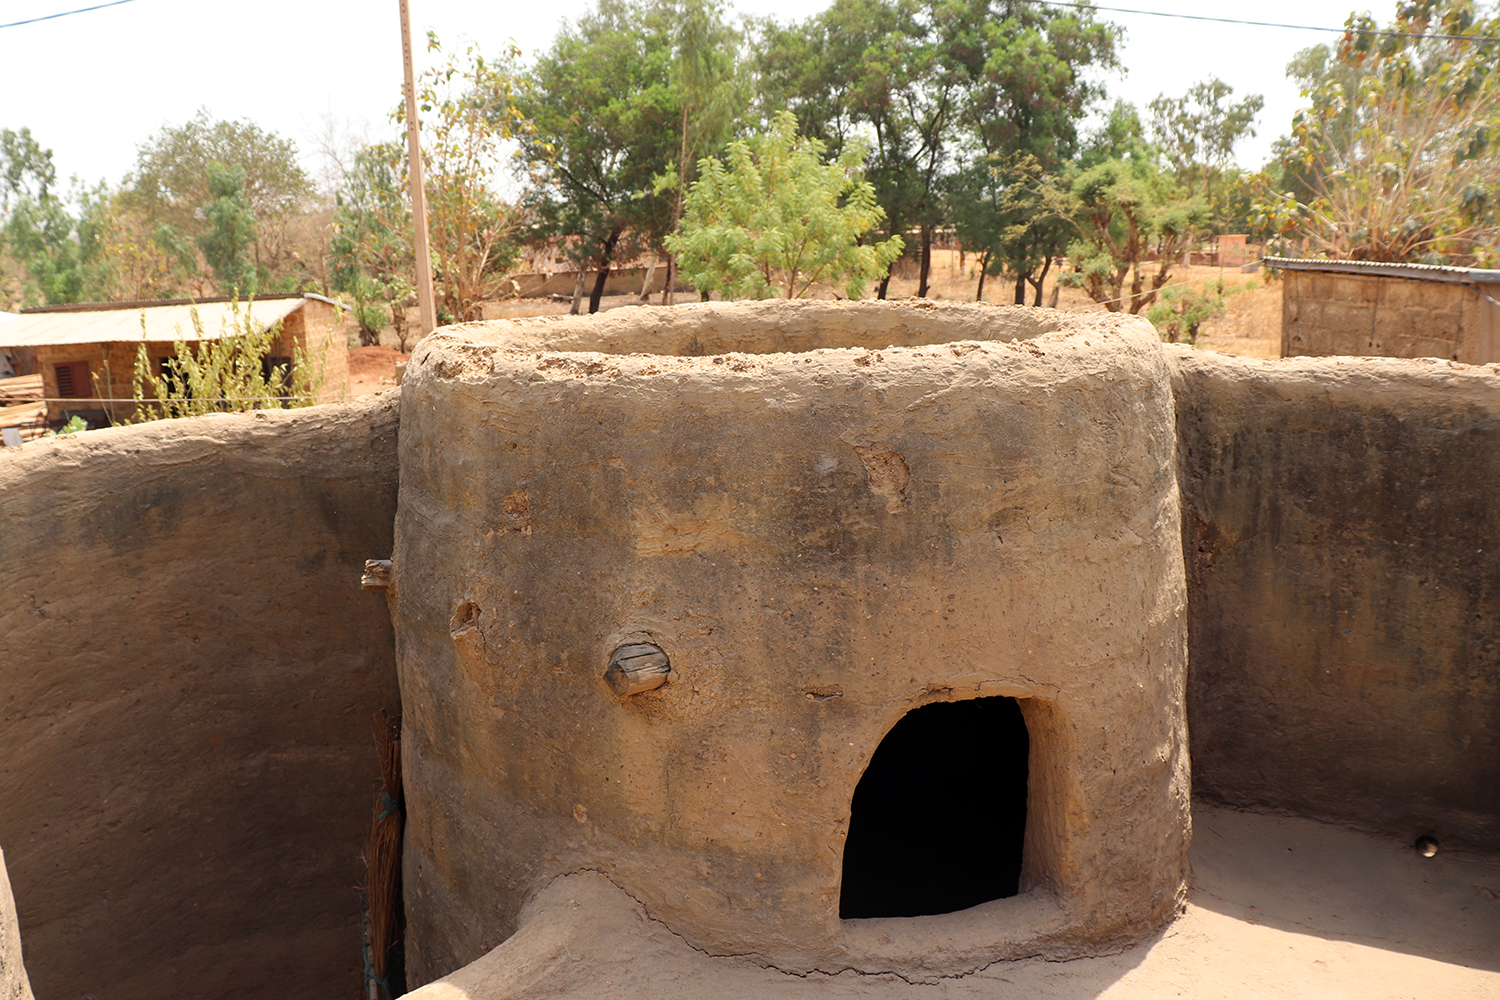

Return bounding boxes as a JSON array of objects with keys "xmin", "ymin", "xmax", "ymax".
[{"xmin": 1, "ymin": 300, "xmax": 1496, "ymax": 998}]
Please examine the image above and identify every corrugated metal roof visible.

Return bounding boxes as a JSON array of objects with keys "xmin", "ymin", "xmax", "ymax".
[
  {"xmin": 1265, "ymin": 256, "xmax": 1500, "ymax": 284},
  {"xmin": 0, "ymin": 298, "xmax": 308, "ymax": 348}
]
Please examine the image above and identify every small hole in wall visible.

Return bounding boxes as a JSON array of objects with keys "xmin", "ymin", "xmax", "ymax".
[
  {"xmin": 450, "ymin": 601, "xmax": 481, "ymax": 637},
  {"xmin": 839, "ymin": 697, "xmax": 1028, "ymax": 919}
]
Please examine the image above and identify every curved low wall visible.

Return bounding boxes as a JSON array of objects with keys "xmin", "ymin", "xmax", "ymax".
[
  {"xmin": 0, "ymin": 396, "xmax": 402, "ymax": 999},
  {"xmin": 394, "ymin": 302, "xmax": 1190, "ymax": 981}
]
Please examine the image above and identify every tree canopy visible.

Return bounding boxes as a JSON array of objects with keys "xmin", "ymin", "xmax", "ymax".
[
  {"xmin": 1259, "ymin": 0, "xmax": 1500, "ymax": 264},
  {"xmin": 666, "ymin": 111, "xmax": 903, "ymax": 299}
]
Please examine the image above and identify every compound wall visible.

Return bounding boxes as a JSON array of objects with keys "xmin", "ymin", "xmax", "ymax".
[
  {"xmin": 0, "ymin": 394, "xmax": 402, "ymax": 999},
  {"xmin": 1171, "ymin": 348, "xmax": 1500, "ymax": 850}
]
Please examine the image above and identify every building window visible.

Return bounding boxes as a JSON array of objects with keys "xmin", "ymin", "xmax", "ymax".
[{"xmin": 54, "ymin": 361, "xmax": 90, "ymax": 398}]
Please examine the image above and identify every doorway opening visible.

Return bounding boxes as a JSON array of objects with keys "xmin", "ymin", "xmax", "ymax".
[{"xmin": 839, "ymin": 696, "xmax": 1029, "ymax": 919}]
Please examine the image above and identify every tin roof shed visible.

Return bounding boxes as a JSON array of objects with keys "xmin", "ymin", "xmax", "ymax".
[{"xmin": 0, "ymin": 295, "xmax": 337, "ymax": 349}]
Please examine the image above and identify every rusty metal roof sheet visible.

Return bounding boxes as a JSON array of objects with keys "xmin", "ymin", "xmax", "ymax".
[
  {"xmin": 1265, "ymin": 256, "xmax": 1500, "ymax": 284},
  {"xmin": 0, "ymin": 297, "xmax": 311, "ymax": 348}
]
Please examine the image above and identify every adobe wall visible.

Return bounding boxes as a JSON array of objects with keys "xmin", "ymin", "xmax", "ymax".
[
  {"xmin": 0, "ymin": 394, "xmax": 402, "ymax": 1000},
  {"xmin": 393, "ymin": 302, "xmax": 1190, "ymax": 982},
  {"xmin": 0, "ymin": 849, "xmax": 33, "ymax": 1000},
  {"xmin": 275, "ymin": 298, "xmax": 351, "ymax": 402},
  {"xmin": 1169, "ymin": 348, "xmax": 1500, "ymax": 849},
  {"xmin": 1281, "ymin": 269, "xmax": 1500, "ymax": 364}
]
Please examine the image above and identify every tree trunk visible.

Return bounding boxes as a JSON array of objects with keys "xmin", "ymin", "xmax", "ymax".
[
  {"xmin": 1013, "ymin": 272, "xmax": 1027, "ymax": 305},
  {"xmin": 569, "ymin": 268, "xmax": 586, "ymax": 315},
  {"xmin": 877, "ymin": 258, "xmax": 894, "ymax": 300},
  {"xmin": 974, "ymin": 249, "xmax": 991, "ymax": 301},
  {"xmin": 1028, "ymin": 255, "xmax": 1053, "ymax": 307},
  {"xmin": 916, "ymin": 224, "xmax": 933, "ymax": 298},
  {"xmin": 589, "ymin": 226, "xmax": 623, "ymax": 315},
  {"xmin": 639, "ymin": 256, "xmax": 658, "ymax": 301},
  {"xmin": 661, "ymin": 253, "xmax": 676, "ymax": 306}
]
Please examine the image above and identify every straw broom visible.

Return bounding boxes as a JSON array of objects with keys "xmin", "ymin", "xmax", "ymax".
[{"xmin": 365, "ymin": 710, "xmax": 405, "ymax": 999}]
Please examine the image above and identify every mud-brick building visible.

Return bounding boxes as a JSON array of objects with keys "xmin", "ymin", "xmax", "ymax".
[
  {"xmin": 1272, "ymin": 255, "xmax": 1500, "ymax": 363},
  {"xmin": 0, "ymin": 294, "xmax": 349, "ymax": 425}
]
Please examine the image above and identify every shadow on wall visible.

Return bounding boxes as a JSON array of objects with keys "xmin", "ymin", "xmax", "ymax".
[
  {"xmin": 0, "ymin": 394, "xmax": 403, "ymax": 1000},
  {"xmin": 1170, "ymin": 348, "xmax": 1500, "ymax": 853}
]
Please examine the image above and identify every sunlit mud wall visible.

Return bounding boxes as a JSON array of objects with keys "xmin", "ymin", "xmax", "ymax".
[
  {"xmin": 392, "ymin": 302, "xmax": 1191, "ymax": 983},
  {"xmin": 1171, "ymin": 349, "xmax": 1500, "ymax": 850},
  {"xmin": 0, "ymin": 395, "xmax": 402, "ymax": 1000}
]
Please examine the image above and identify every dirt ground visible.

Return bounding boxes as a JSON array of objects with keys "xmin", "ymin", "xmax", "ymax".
[
  {"xmin": 361, "ymin": 255, "xmax": 1279, "ymax": 381},
  {"xmin": 408, "ymin": 805, "xmax": 1500, "ymax": 999},
  {"xmin": 348, "ymin": 344, "xmax": 410, "ymax": 397}
]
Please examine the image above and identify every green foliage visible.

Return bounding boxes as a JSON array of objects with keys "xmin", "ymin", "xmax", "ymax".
[
  {"xmin": 197, "ymin": 162, "xmax": 258, "ymax": 296},
  {"xmin": 331, "ymin": 144, "xmax": 413, "ymax": 347},
  {"xmin": 0, "ymin": 127, "xmax": 56, "ymax": 212},
  {"xmin": 332, "ymin": 37, "xmax": 530, "ymax": 344},
  {"xmin": 519, "ymin": 0, "xmax": 713, "ymax": 312},
  {"xmin": 944, "ymin": 152, "xmax": 1067, "ymax": 304},
  {"xmin": 125, "ymin": 109, "xmax": 315, "ymax": 293},
  {"xmin": 125, "ymin": 302, "xmax": 325, "ymax": 423},
  {"xmin": 1257, "ymin": 0, "xmax": 1500, "ymax": 264},
  {"xmin": 1059, "ymin": 156, "xmax": 1207, "ymax": 314},
  {"xmin": 666, "ymin": 111, "xmax": 904, "ymax": 299},
  {"xmin": 1146, "ymin": 276, "xmax": 1254, "ymax": 344},
  {"xmin": 1149, "ymin": 78, "xmax": 1264, "ymax": 200},
  {"xmin": 44, "ymin": 415, "xmax": 88, "ymax": 436},
  {"xmin": 758, "ymin": 0, "xmax": 1119, "ymax": 297},
  {"xmin": 414, "ymin": 37, "xmax": 529, "ymax": 323}
]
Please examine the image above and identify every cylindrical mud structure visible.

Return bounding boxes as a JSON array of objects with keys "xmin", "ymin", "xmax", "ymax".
[{"xmin": 391, "ymin": 301, "xmax": 1189, "ymax": 981}]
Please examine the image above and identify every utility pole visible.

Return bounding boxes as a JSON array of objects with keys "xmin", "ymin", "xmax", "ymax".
[{"xmin": 400, "ymin": 0, "xmax": 437, "ymax": 337}]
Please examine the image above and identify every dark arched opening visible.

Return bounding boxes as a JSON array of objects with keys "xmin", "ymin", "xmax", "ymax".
[{"xmin": 839, "ymin": 696, "xmax": 1028, "ymax": 919}]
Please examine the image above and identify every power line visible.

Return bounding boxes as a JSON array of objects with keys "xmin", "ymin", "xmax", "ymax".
[
  {"xmin": 0, "ymin": 0, "xmax": 142, "ymax": 31},
  {"xmin": 1022, "ymin": 0, "xmax": 1500, "ymax": 44}
]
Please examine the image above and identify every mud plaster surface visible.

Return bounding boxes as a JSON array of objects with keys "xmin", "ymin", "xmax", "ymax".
[
  {"xmin": 405, "ymin": 805, "xmax": 1500, "ymax": 999},
  {"xmin": 394, "ymin": 302, "xmax": 1189, "ymax": 982}
]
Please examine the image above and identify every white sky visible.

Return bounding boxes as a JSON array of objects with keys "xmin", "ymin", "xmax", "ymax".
[{"xmin": 0, "ymin": 0, "xmax": 1394, "ymax": 193}]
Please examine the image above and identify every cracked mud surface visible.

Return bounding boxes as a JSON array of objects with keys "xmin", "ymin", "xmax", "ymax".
[{"xmin": 406, "ymin": 805, "xmax": 1500, "ymax": 999}]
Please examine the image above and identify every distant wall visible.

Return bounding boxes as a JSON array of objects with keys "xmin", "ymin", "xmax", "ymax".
[
  {"xmin": 1281, "ymin": 268, "xmax": 1500, "ymax": 364},
  {"xmin": 0, "ymin": 393, "xmax": 402, "ymax": 999},
  {"xmin": 500, "ymin": 266, "xmax": 696, "ymax": 301},
  {"xmin": 1171, "ymin": 348, "xmax": 1500, "ymax": 849}
]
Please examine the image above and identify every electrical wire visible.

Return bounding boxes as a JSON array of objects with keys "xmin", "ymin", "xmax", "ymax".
[
  {"xmin": 1020, "ymin": 0, "xmax": 1500, "ymax": 44},
  {"xmin": 0, "ymin": 0, "xmax": 141, "ymax": 31}
]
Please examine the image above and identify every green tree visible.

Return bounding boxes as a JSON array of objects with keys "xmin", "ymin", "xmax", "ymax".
[
  {"xmin": 946, "ymin": 0, "xmax": 1119, "ymax": 303},
  {"xmin": 757, "ymin": 0, "xmax": 957, "ymax": 298},
  {"xmin": 1259, "ymin": 0, "xmax": 1500, "ymax": 264},
  {"xmin": 1148, "ymin": 78, "xmax": 1263, "ymax": 202},
  {"xmin": 0, "ymin": 127, "xmax": 56, "ymax": 213},
  {"xmin": 665, "ymin": 111, "xmax": 904, "ymax": 299},
  {"xmin": 197, "ymin": 162, "xmax": 258, "ymax": 296},
  {"xmin": 1146, "ymin": 275, "xmax": 1254, "ymax": 344},
  {"xmin": 519, "ymin": 0, "xmax": 707, "ymax": 313},
  {"xmin": 416, "ymin": 36, "xmax": 529, "ymax": 322},
  {"xmin": 331, "ymin": 144, "xmax": 414, "ymax": 347},
  {"xmin": 760, "ymin": 0, "xmax": 1118, "ymax": 299},
  {"xmin": 659, "ymin": 0, "xmax": 743, "ymax": 303},
  {"xmin": 1059, "ymin": 156, "xmax": 1206, "ymax": 313},
  {"xmin": 125, "ymin": 110, "xmax": 315, "ymax": 292},
  {"xmin": 944, "ymin": 152, "xmax": 1069, "ymax": 304}
]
